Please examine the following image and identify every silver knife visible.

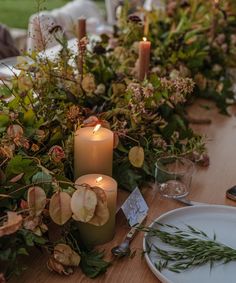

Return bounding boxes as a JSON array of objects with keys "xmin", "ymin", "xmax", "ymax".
[{"xmin": 175, "ymin": 198, "xmax": 208, "ymax": 206}]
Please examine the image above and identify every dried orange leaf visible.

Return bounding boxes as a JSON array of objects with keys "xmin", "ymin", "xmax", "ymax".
[
  {"xmin": 27, "ymin": 186, "xmax": 46, "ymax": 216},
  {"xmin": 47, "ymin": 257, "xmax": 73, "ymax": 275},
  {"xmin": 53, "ymin": 244, "xmax": 81, "ymax": 267},
  {"xmin": 88, "ymin": 186, "xmax": 109, "ymax": 226},
  {"xmin": 128, "ymin": 146, "xmax": 144, "ymax": 168},
  {"xmin": 71, "ymin": 185, "xmax": 97, "ymax": 223},
  {"xmin": 0, "ymin": 212, "xmax": 22, "ymax": 237},
  {"xmin": 49, "ymin": 192, "xmax": 72, "ymax": 225}
]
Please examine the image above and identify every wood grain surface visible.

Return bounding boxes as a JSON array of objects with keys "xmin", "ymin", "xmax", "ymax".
[{"xmin": 9, "ymin": 99, "xmax": 236, "ymax": 283}]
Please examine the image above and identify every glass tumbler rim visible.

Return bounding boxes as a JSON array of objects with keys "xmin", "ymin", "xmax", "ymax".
[{"xmin": 155, "ymin": 155, "xmax": 195, "ymax": 176}]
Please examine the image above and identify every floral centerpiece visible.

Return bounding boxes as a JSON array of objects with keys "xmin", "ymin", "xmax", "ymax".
[{"xmin": 0, "ymin": 0, "xmax": 236, "ymax": 281}]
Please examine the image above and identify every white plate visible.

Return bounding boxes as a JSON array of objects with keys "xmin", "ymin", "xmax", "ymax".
[{"xmin": 143, "ymin": 205, "xmax": 236, "ymax": 283}]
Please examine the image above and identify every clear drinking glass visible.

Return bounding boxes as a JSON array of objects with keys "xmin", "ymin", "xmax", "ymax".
[{"xmin": 155, "ymin": 156, "xmax": 194, "ymax": 199}]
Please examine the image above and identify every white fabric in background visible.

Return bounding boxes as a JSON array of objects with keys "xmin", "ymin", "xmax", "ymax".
[
  {"xmin": 27, "ymin": 0, "xmax": 104, "ymax": 51},
  {"xmin": 106, "ymin": 0, "xmax": 166, "ymax": 25}
]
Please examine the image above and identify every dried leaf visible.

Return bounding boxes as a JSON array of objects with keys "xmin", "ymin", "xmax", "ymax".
[
  {"xmin": 0, "ymin": 212, "xmax": 22, "ymax": 237},
  {"xmin": 23, "ymin": 215, "xmax": 40, "ymax": 231},
  {"xmin": 7, "ymin": 124, "xmax": 24, "ymax": 138},
  {"xmin": 53, "ymin": 244, "xmax": 81, "ymax": 266},
  {"xmin": 88, "ymin": 186, "xmax": 109, "ymax": 226},
  {"xmin": 27, "ymin": 186, "xmax": 47, "ymax": 216},
  {"xmin": 128, "ymin": 146, "xmax": 144, "ymax": 168},
  {"xmin": 49, "ymin": 192, "xmax": 72, "ymax": 225},
  {"xmin": 9, "ymin": 172, "xmax": 24, "ymax": 183},
  {"xmin": 47, "ymin": 257, "xmax": 73, "ymax": 275},
  {"xmin": 71, "ymin": 185, "xmax": 97, "ymax": 223},
  {"xmin": 83, "ymin": 116, "xmax": 99, "ymax": 127},
  {"xmin": 113, "ymin": 133, "xmax": 119, "ymax": 149}
]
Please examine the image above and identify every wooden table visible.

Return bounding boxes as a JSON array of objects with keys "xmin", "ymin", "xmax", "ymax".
[{"xmin": 9, "ymin": 99, "xmax": 236, "ymax": 283}]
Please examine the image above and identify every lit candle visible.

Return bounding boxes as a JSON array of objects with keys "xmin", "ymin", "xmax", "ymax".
[
  {"xmin": 138, "ymin": 37, "xmax": 151, "ymax": 81},
  {"xmin": 74, "ymin": 125, "xmax": 113, "ymax": 179},
  {"xmin": 77, "ymin": 17, "xmax": 86, "ymax": 41},
  {"xmin": 75, "ymin": 174, "xmax": 117, "ymax": 245}
]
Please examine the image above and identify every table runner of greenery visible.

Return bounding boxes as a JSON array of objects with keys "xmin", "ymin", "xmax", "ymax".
[{"xmin": 0, "ymin": 0, "xmax": 235, "ymax": 280}]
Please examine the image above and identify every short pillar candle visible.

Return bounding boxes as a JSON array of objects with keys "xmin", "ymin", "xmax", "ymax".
[{"xmin": 75, "ymin": 174, "xmax": 117, "ymax": 246}]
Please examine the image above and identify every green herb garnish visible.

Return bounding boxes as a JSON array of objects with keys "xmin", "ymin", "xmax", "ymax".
[{"xmin": 142, "ymin": 223, "xmax": 236, "ymax": 273}]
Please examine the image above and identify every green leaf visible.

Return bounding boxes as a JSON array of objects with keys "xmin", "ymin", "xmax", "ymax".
[
  {"xmin": 49, "ymin": 130, "xmax": 63, "ymax": 146},
  {"xmin": 0, "ymin": 114, "xmax": 10, "ymax": 127},
  {"xmin": 6, "ymin": 155, "xmax": 37, "ymax": 183},
  {"xmin": 23, "ymin": 109, "xmax": 36, "ymax": 126},
  {"xmin": 0, "ymin": 248, "xmax": 12, "ymax": 261},
  {"xmin": 8, "ymin": 96, "xmax": 20, "ymax": 109},
  {"xmin": 17, "ymin": 248, "xmax": 29, "ymax": 256},
  {"xmin": 32, "ymin": 172, "xmax": 52, "ymax": 193},
  {"xmin": 80, "ymin": 250, "xmax": 111, "ymax": 278}
]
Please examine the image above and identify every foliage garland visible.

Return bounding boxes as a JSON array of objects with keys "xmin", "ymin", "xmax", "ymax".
[{"xmin": 0, "ymin": 0, "xmax": 236, "ymax": 281}]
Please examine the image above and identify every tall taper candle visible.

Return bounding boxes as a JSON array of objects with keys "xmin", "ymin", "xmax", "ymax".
[
  {"xmin": 77, "ymin": 17, "xmax": 86, "ymax": 40},
  {"xmin": 74, "ymin": 125, "xmax": 113, "ymax": 179},
  {"xmin": 77, "ymin": 18, "xmax": 86, "ymax": 78},
  {"xmin": 138, "ymin": 37, "xmax": 151, "ymax": 81}
]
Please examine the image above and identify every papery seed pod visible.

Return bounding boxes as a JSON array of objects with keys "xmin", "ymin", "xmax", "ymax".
[
  {"xmin": 47, "ymin": 257, "xmax": 73, "ymax": 275},
  {"xmin": 7, "ymin": 124, "xmax": 23, "ymax": 138}
]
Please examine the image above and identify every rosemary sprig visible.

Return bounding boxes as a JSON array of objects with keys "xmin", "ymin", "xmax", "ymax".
[{"xmin": 141, "ymin": 223, "xmax": 236, "ymax": 273}]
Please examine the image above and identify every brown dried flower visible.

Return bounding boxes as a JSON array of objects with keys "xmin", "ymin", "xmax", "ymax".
[
  {"xmin": 66, "ymin": 105, "xmax": 81, "ymax": 124},
  {"xmin": 31, "ymin": 143, "xmax": 40, "ymax": 152}
]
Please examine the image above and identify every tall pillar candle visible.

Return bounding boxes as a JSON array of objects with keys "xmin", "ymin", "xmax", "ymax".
[
  {"xmin": 75, "ymin": 174, "xmax": 117, "ymax": 245},
  {"xmin": 74, "ymin": 125, "xmax": 113, "ymax": 179},
  {"xmin": 138, "ymin": 37, "xmax": 151, "ymax": 81}
]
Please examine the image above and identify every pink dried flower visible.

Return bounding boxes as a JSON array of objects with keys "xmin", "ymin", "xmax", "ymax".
[{"xmin": 48, "ymin": 146, "xmax": 65, "ymax": 163}]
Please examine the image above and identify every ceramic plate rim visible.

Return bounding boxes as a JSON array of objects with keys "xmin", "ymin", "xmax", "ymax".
[{"xmin": 143, "ymin": 205, "xmax": 236, "ymax": 283}]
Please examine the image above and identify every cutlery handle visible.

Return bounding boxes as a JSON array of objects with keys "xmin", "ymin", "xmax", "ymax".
[{"xmin": 125, "ymin": 214, "xmax": 147, "ymax": 242}]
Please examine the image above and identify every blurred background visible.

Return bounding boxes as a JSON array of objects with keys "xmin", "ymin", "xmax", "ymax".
[
  {"xmin": 0, "ymin": 0, "xmax": 105, "ymax": 53},
  {"xmin": 0, "ymin": 0, "xmax": 104, "ymax": 29}
]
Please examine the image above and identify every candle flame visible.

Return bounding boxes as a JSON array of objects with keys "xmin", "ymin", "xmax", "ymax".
[
  {"xmin": 143, "ymin": 37, "xmax": 147, "ymax": 42},
  {"xmin": 96, "ymin": 176, "xmax": 103, "ymax": 183},
  {"xmin": 93, "ymin": 124, "xmax": 101, "ymax": 134}
]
